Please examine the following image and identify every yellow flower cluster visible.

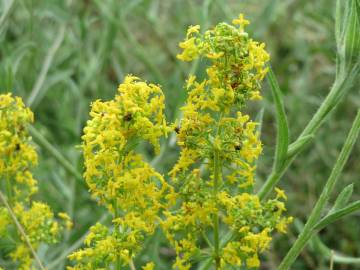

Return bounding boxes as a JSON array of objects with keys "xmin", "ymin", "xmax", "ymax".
[
  {"xmin": 68, "ymin": 14, "xmax": 291, "ymax": 270},
  {"xmin": 177, "ymin": 14, "xmax": 270, "ymax": 106},
  {"xmin": 0, "ymin": 93, "xmax": 70, "ymax": 269},
  {"xmin": 68, "ymin": 76, "xmax": 174, "ymax": 269},
  {"xmin": 162, "ymin": 14, "xmax": 292, "ymax": 269},
  {"xmin": 0, "ymin": 94, "xmax": 37, "ymax": 199},
  {"xmin": 218, "ymin": 191, "xmax": 292, "ymax": 268}
]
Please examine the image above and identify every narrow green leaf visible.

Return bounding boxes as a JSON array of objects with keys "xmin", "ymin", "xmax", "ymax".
[
  {"xmin": 330, "ymin": 184, "xmax": 354, "ymax": 213},
  {"xmin": 267, "ymin": 66, "xmax": 289, "ymax": 172},
  {"xmin": 294, "ymin": 219, "xmax": 360, "ymax": 265},
  {"xmin": 26, "ymin": 24, "xmax": 66, "ymax": 107},
  {"xmin": 219, "ymin": 230, "xmax": 234, "ymax": 248},
  {"xmin": 255, "ymin": 108, "xmax": 265, "ymax": 135},
  {"xmin": 0, "ymin": 0, "xmax": 15, "ymax": 33},
  {"xmin": 28, "ymin": 125, "xmax": 82, "ymax": 181},
  {"xmin": 335, "ymin": 0, "xmax": 343, "ymax": 47},
  {"xmin": 314, "ymin": 200, "xmax": 360, "ymax": 231},
  {"xmin": 343, "ymin": 0, "xmax": 360, "ymax": 66},
  {"xmin": 278, "ymin": 110, "xmax": 360, "ymax": 270},
  {"xmin": 337, "ymin": 0, "xmax": 360, "ymax": 73},
  {"xmin": 197, "ymin": 258, "xmax": 213, "ymax": 270},
  {"xmin": 312, "ymin": 235, "xmax": 360, "ymax": 265},
  {"xmin": 287, "ymin": 134, "xmax": 314, "ymax": 159}
]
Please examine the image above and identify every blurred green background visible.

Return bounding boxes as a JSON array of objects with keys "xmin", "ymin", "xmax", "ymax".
[{"xmin": 0, "ymin": 0, "xmax": 359, "ymax": 269}]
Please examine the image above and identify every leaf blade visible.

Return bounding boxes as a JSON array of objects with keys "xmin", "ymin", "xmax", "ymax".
[
  {"xmin": 267, "ymin": 66, "xmax": 289, "ymax": 172},
  {"xmin": 314, "ymin": 200, "xmax": 360, "ymax": 231}
]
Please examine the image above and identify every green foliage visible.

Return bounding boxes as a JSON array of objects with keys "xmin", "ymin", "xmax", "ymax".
[{"xmin": 0, "ymin": 1, "xmax": 359, "ymax": 269}]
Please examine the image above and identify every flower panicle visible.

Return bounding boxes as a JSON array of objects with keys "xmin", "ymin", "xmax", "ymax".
[
  {"xmin": 68, "ymin": 13, "xmax": 291, "ymax": 270},
  {"xmin": 69, "ymin": 76, "xmax": 172, "ymax": 269},
  {"xmin": 0, "ymin": 93, "xmax": 70, "ymax": 269},
  {"xmin": 162, "ymin": 14, "xmax": 292, "ymax": 269}
]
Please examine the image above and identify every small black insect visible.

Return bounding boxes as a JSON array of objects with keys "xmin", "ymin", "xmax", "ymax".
[
  {"xmin": 123, "ymin": 113, "xmax": 132, "ymax": 122},
  {"xmin": 15, "ymin": 143, "xmax": 21, "ymax": 151},
  {"xmin": 234, "ymin": 143, "xmax": 242, "ymax": 150},
  {"xmin": 174, "ymin": 126, "xmax": 181, "ymax": 134}
]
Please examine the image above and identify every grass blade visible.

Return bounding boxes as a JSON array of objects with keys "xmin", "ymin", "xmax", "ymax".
[
  {"xmin": 28, "ymin": 125, "xmax": 82, "ymax": 181},
  {"xmin": 0, "ymin": 0, "xmax": 15, "ymax": 33},
  {"xmin": 26, "ymin": 25, "xmax": 66, "ymax": 107}
]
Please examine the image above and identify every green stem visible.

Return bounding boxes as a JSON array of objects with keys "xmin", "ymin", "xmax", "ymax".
[
  {"xmin": 297, "ymin": 71, "xmax": 355, "ymax": 138},
  {"xmin": 0, "ymin": 190, "xmax": 46, "ymax": 270},
  {"xmin": 5, "ymin": 175, "xmax": 12, "ymax": 204},
  {"xmin": 277, "ymin": 110, "xmax": 360, "ymax": 270},
  {"xmin": 258, "ymin": 170, "xmax": 281, "ymax": 200},
  {"xmin": 28, "ymin": 125, "xmax": 82, "ymax": 181},
  {"xmin": 116, "ymin": 258, "xmax": 121, "ymax": 270},
  {"xmin": 114, "ymin": 205, "xmax": 122, "ymax": 270},
  {"xmin": 129, "ymin": 259, "xmax": 136, "ymax": 270},
  {"xmin": 258, "ymin": 68, "xmax": 358, "ymax": 200},
  {"xmin": 213, "ymin": 149, "xmax": 221, "ymax": 269}
]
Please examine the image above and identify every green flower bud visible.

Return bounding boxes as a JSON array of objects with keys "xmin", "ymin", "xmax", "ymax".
[{"xmin": 336, "ymin": 0, "xmax": 360, "ymax": 72}]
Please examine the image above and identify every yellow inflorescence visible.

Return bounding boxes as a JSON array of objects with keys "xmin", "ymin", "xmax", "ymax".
[
  {"xmin": 0, "ymin": 94, "xmax": 37, "ymax": 199},
  {"xmin": 68, "ymin": 14, "xmax": 291, "ymax": 270},
  {"xmin": 162, "ymin": 14, "xmax": 292, "ymax": 269},
  {"xmin": 176, "ymin": 15, "xmax": 269, "ymax": 107},
  {"xmin": 68, "ymin": 76, "xmax": 173, "ymax": 269},
  {"xmin": 0, "ymin": 93, "xmax": 69, "ymax": 269}
]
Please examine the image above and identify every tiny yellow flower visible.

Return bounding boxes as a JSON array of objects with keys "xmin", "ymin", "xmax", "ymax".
[
  {"xmin": 186, "ymin": 74, "xmax": 196, "ymax": 89},
  {"xmin": 59, "ymin": 212, "xmax": 73, "ymax": 230},
  {"xmin": 246, "ymin": 254, "xmax": 260, "ymax": 268},
  {"xmin": 142, "ymin": 262, "xmax": 155, "ymax": 270},
  {"xmin": 206, "ymin": 51, "xmax": 224, "ymax": 59},
  {"xmin": 186, "ymin": 25, "xmax": 200, "ymax": 36},
  {"xmin": 275, "ymin": 187, "xmax": 287, "ymax": 200},
  {"xmin": 232, "ymin": 13, "xmax": 250, "ymax": 28}
]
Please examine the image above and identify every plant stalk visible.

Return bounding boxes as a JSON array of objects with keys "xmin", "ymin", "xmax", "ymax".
[
  {"xmin": 213, "ymin": 149, "xmax": 221, "ymax": 269},
  {"xmin": 114, "ymin": 205, "xmax": 122, "ymax": 270},
  {"xmin": 258, "ymin": 69, "xmax": 358, "ymax": 200},
  {"xmin": 116, "ymin": 259, "xmax": 121, "ymax": 270},
  {"xmin": 277, "ymin": 110, "xmax": 360, "ymax": 270}
]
